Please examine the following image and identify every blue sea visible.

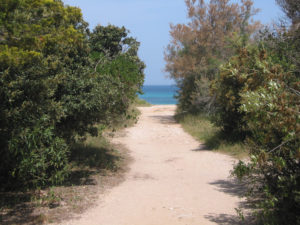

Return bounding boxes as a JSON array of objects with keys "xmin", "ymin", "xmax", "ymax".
[{"xmin": 138, "ymin": 85, "xmax": 178, "ymax": 105}]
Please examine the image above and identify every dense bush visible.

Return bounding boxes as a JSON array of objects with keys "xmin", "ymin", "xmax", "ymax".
[
  {"xmin": 89, "ymin": 25, "xmax": 145, "ymax": 122},
  {"xmin": 0, "ymin": 0, "xmax": 145, "ymax": 189},
  {"xmin": 6, "ymin": 121, "xmax": 70, "ymax": 187},
  {"xmin": 0, "ymin": 0, "xmax": 87, "ymax": 188},
  {"xmin": 233, "ymin": 54, "xmax": 299, "ymax": 224},
  {"xmin": 211, "ymin": 46, "xmax": 272, "ymax": 138},
  {"xmin": 212, "ymin": 12, "xmax": 300, "ymax": 225}
]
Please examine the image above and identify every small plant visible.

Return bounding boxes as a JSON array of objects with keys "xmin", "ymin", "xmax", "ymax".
[
  {"xmin": 134, "ymin": 97, "xmax": 152, "ymax": 106},
  {"xmin": 235, "ymin": 208, "xmax": 245, "ymax": 221}
]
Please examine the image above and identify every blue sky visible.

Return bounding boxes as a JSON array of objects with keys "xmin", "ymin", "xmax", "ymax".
[{"xmin": 63, "ymin": 0, "xmax": 284, "ymax": 85}]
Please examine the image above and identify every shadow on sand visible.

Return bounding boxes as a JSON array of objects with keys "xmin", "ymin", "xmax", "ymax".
[
  {"xmin": 149, "ymin": 115, "xmax": 176, "ymax": 124},
  {"xmin": 191, "ymin": 144, "xmax": 208, "ymax": 151},
  {"xmin": 205, "ymin": 178, "xmax": 256, "ymax": 225},
  {"xmin": 0, "ymin": 192, "xmax": 44, "ymax": 225},
  {"xmin": 0, "ymin": 142, "xmax": 121, "ymax": 225}
]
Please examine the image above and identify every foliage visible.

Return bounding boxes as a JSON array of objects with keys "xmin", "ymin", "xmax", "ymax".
[
  {"xmin": 165, "ymin": 0, "xmax": 260, "ymax": 113},
  {"xmin": 0, "ymin": 1, "xmax": 145, "ymax": 189},
  {"xmin": 212, "ymin": 28, "xmax": 299, "ymax": 223},
  {"xmin": 225, "ymin": 1, "xmax": 300, "ymax": 223},
  {"xmin": 211, "ymin": 46, "xmax": 274, "ymax": 138},
  {"xmin": 234, "ymin": 70, "xmax": 299, "ymax": 224},
  {"xmin": 6, "ymin": 120, "xmax": 70, "ymax": 188},
  {"xmin": 0, "ymin": 0, "xmax": 89, "ymax": 188},
  {"xmin": 276, "ymin": 0, "xmax": 300, "ymax": 25},
  {"xmin": 219, "ymin": 33, "xmax": 299, "ymax": 225},
  {"xmin": 89, "ymin": 25, "xmax": 145, "ymax": 122},
  {"xmin": 175, "ymin": 74, "xmax": 213, "ymax": 113}
]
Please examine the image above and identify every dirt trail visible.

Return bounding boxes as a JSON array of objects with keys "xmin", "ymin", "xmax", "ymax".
[{"xmin": 66, "ymin": 105, "xmax": 244, "ymax": 225}]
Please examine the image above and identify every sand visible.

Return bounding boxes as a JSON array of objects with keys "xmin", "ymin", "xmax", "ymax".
[{"xmin": 65, "ymin": 105, "xmax": 244, "ymax": 225}]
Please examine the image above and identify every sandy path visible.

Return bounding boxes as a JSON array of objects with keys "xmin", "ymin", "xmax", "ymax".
[{"xmin": 67, "ymin": 105, "xmax": 244, "ymax": 225}]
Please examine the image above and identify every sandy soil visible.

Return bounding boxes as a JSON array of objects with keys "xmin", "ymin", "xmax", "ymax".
[{"xmin": 64, "ymin": 105, "xmax": 245, "ymax": 225}]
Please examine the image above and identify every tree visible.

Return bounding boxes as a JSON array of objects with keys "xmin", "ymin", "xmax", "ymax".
[
  {"xmin": 164, "ymin": 0, "xmax": 260, "ymax": 112},
  {"xmin": 276, "ymin": 0, "xmax": 300, "ymax": 25},
  {"xmin": 0, "ymin": 0, "xmax": 88, "ymax": 188},
  {"xmin": 0, "ymin": 0, "xmax": 146, "ymax": 189},
  {"xmin": 89, "ymin": 25, "xmax": 145, "ymax": 120}
]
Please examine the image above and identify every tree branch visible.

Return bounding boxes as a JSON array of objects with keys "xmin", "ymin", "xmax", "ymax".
[{"xmin": 268, "ymin": 140, "xmax": 290, "ymax": 154}]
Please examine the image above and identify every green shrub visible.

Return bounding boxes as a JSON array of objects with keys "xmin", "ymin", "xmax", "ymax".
[
  {"xmin": 211, "ymin": 47, "xmax": 273, "ymax": 139},
  {"xmin": 234, "ymin": 69, "xmax": 299, "ymax": 224},
  {"xmin": 211, "ymin": 33, "xmax": 299, "ymax": 223},
  {"xmin": 0, "ymin": 1, "xmax": 145, "ymax": 189},
  {"xmin": 6, "ymin": 121, "xmax": 69, "ymax": 189},
  {"xmin": 89, "ymin": 25, "xmax": 145, "ymax": 121},
  {"xmin": 215, "ymin": 42, "xmax": 300, "ymax": 223}
]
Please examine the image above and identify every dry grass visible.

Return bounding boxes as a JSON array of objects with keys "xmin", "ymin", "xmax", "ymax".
[{"xmin": 175, "ymin": 113, "xmax": 248, "ymax": 159}]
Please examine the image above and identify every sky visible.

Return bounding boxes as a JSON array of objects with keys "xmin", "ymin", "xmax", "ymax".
[{"xmin": 63, "ymin": 0, "xmax": 284, "ymax": 85}]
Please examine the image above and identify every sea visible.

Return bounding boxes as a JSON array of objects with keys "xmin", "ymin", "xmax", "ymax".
[{"xmin": 138, "ymin": 85, "xmax": 178, "ymax": 105}]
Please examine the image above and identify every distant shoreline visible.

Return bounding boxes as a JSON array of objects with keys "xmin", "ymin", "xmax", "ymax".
[
  {"xmin": 139, "ymin": 85, "xmax": 178, "ymax": 105},
  {"xmin": 139, "ymin": 104, "xmax": 177, "ymax": 107},
  {"xmin": 142, "ymin": 84, "xmax": 177, "ymax": 87}
]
